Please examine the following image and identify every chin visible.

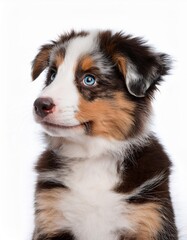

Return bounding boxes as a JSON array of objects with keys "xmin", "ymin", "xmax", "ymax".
[{"xmin": 41, "ymin": 122, "xmax": 85, "ymax": 138}]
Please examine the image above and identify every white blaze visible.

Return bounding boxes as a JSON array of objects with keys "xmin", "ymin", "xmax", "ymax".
[{"xmin": 39, "ymin": 31, "xmax": 98, "ymax": 129}]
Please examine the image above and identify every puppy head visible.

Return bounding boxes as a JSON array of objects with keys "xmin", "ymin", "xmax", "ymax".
[{"xmin": 32, "ymin": 30, "xmax": 171, "ymax": 141}]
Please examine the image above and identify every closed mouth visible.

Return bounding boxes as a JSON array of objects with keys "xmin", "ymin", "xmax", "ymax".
[{"xmin": 42, "ymin": 121, "xmax": 88, "ymax": 130}]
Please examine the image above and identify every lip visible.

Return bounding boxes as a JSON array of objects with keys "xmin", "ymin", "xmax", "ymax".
[{"xmin": 42, "ymin": 121, "xmax": 85, "ymax": 130}]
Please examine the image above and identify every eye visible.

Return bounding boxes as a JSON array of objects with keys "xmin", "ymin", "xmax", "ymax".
[
  {"xmin": 83, "ymin": 75, "xmax": 96, "ymax": 87},
  {"xmin": 50, "ymin": 69, "xmax": 57, "ymax": 82}
]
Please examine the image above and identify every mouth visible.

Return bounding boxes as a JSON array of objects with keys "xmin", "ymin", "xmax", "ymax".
[{"xmin": 42, "ymin": 121, "xmax": 90, "ymax": 130}]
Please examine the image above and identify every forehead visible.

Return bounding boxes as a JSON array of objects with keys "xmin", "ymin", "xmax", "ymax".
[{"xmin": 49, "ymin": 31, "xmax": 99, "ymax": 69}]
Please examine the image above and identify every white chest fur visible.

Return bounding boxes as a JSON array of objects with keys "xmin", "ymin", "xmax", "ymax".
[{"xmin": 50, "ymin": 156, "xmax": 134, "ymax": 240}]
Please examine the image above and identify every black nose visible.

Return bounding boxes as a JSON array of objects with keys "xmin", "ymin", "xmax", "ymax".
[{"xmin": 34, "ymin": 97, "xmax": 55, "ymax": 118}]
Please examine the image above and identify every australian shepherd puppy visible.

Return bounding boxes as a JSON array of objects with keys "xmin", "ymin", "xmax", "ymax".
[{"xmin": 32, "ymin": 30, "xmax": 178, "ymax": 240}]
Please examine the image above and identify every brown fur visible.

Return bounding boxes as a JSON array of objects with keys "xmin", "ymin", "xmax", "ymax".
[
  {"xmin": 76, "ymin": 92, "xmax": 135, "ymax": 140},
  {"xmin": 130, "ymin": 203, "xmax": 162, "ymax": 239},
  {"xmin": 114, "ymin": 54, "xmax": 127, "ymax": 77},
  {"xmin": 54, "ymin": 54, "xmax": 64, "ymax": 68},
  {"xmin": 80, "ymin": 55, "xmax": 94, "ymax": 71},
  {"xmin": 119, "ymin": 203, "xmax": 162, "ymax": 240},
  {"xmin": 35, "ymin": 189, "xmax": 66, "ymax": 235},
  {"xmin": 32, "ymin": 44, "xmax": 53, "ymax": 80}
]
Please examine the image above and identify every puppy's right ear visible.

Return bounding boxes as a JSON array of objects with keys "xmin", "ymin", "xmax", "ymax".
[{"xmin": 32, "ymin": 44, "xmax": 54, "ymax": 80}]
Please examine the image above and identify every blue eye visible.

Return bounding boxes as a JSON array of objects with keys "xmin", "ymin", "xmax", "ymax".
[
  {"xmin": 50, "ymin": 70, "xmax": 56, "ymax": 81},
  {"xmin": 83, "ymin": 75, "xmax": 96, "ymax": 87},
  {"xmin": 51, "ymin": 72, "xmax": 56, "ymax": 81}
]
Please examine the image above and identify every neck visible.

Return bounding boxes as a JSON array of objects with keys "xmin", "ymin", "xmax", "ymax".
[{"xmin": 44, "ymin": 131, "xmax": 151, "ymax": 160}]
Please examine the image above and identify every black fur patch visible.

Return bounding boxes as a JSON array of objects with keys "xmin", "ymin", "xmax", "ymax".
[
  {"xmin": 36, "ymin": 180, "xmax": 67, "ymax": 190},
  {"xmin": 98, "ymin": 31, "xmax": 171, "ymax": 97},
  {"xmin": 115, "ymin": 136, "xmax": 171, "ymax": 197},
  {"xmin": 35, "ymin": 150, "xmax": 63, "ymax": 172},
  {"xmin": 36, "ymin": 231, "xmax": 75, "ymax": 240}
]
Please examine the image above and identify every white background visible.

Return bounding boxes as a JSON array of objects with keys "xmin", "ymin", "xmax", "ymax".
[{"xmin": 0, "ymin": 0, "xmax": 187, "ymax": 239}]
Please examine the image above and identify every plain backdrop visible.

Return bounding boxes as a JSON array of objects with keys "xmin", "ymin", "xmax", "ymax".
[{"xmin": 0, "ymin": 0, "xmax": 187, "ymax": 239}]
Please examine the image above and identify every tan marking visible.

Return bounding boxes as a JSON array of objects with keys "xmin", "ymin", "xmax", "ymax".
[
  {"xmin": 129, "ymin": 203, "xmax": 162, "ymax": 239},
  {"xmin": 114, "ymin": 54, "xmax": 127, "ymax": 77},
  {"xmin": 35, "ymin": 189, "xmax": 66, "ymax": 234},
  {"xmin": 55, "ymin": 54, "xmax": 64, "ymax": 68},
  {"xmin": 80, "ymin": 55, "xmax": 94, "ymax": 71},
  {"xmin": 76, "ymin": 92, "xmax": 135, "ymax": 140}
]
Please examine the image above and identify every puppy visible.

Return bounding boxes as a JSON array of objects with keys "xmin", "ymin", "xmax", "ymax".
[{"xmin": 32, "ymin": 30, "xmax": 178, "ymax": 240}]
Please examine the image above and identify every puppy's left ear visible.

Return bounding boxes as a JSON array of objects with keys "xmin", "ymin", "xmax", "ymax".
[
  {"xmin": 32, "ymin": 43, "xmax": 54, "ymax": 80},
  {"xmin": 115, "ymin": 36, "xmax": 171, "ymax": 97}
]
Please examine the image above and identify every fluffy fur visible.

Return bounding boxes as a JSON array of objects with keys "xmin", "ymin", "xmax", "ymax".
[{"xmin": 32, "ymin": 30, "xmax": 178, "ymax": 240}]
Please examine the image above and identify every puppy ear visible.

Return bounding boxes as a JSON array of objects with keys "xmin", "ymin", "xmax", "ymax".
[
  {"xmin": 114, "ymin": 35, "xmax": 171, "ymax": 97},
  {"xmin": 32, "ymin": 43, "xmax": 54, "ymax": 80}
]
